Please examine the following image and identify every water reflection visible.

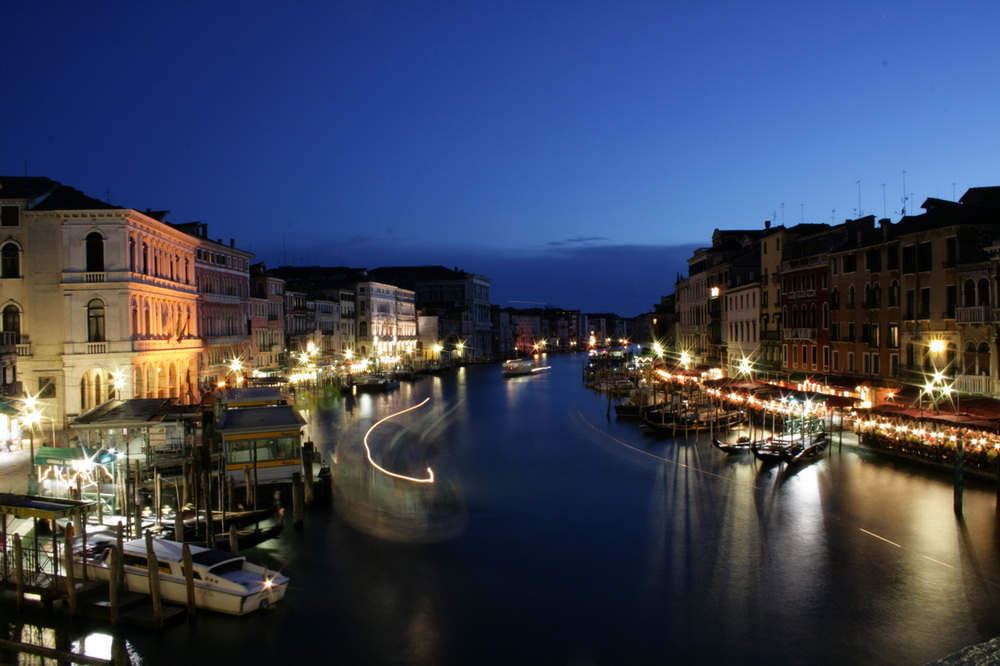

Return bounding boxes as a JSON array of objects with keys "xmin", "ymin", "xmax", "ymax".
[{"xmin": 0, "ymin": 618, "xmax": 127, "ymax": 664}]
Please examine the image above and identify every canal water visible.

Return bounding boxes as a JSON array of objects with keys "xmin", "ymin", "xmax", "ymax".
[{"xmin": 10, "ymin": 352, "xmax": 1000, "ymax": 664}]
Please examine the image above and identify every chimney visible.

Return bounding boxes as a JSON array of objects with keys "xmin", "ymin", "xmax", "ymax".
[
  {"xmin": 230, "ymin": 238, "xmax": 235, "ymax": 247},
  {"xmin": 764, "ymin": 220, "xmax": 771, "ymax": 229},
  {"xmin": 879, "ymin": 218, "xmax": 890, "ymax": 240}
]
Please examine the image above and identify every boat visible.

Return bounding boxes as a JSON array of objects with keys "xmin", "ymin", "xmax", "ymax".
[
  {"xmin": 779, "ymin": 431, "xmax": 830, "ymax": 463},
  {"xmin": 751, "ymin": 431, "xmax": 829, "ymax": 464},
  {"xmin": 712, "ymin": 435, "xmax": 761, "ymax": 453},
  {"xmin": 148, "ymin": 510, "xmax": 285, "ymax": 551},
  {"xmin": 643, "ymin": 405, "xmax": 744, "ymax": 433},
  {"xmin": 68, "ymin": 530, "xmax": 289, "ymax": 615},
  {"xmin": 352, "ymin": 374, "xmax": 400, "ymax": 391},
  {"xmin": 613, "ymin": 388, "xmax": 655, "ymax": 418},
  {"xmin": 750, "ymin": 437, "xmax": 790, "ymax": 464},
  {"xmin": 501, "ymin": 359, "xmax": 535, "ymax": 376}
]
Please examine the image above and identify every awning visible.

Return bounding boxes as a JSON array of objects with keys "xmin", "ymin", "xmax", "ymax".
[
  {"xmin": 35, "ymin": 445, "xmax": 117, "ymax": 467},
  {"xmin": 0, "ymin": 399, "xmax": 20, "ymax": 417}
]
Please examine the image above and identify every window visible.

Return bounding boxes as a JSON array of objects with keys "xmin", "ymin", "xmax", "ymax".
[
  {"xmin": 920, "ymin": 288, "xmax": 931, "ymax": 319},
  {"xmin": 917, "ymin": 242, "xmax": 933, "ymax": 272},
  {"xmin": 87, "ymin": 299, "xmax": 106, "ymax": 342},
  {"xmin": 85, "ymin": 232, "xmax": 105, "ymax": 272},
  {"xmin": 866, "ymin": 248, "xmax": 881, "ymax": 272},
  {"xmin": 888, "ymin": 280, "xmax": 899, "ymax": 307},
  {"xmin": 902, "ymin": 245, "xmax": 916, "ymax": 273},
  {"xmin": 888, "ymin": 323, "xmax": 899, "ymax": 348},
  {"xmin": 887, "ymin": 246, "xmax": 899, "ymax": 270},
  {"xmin": 2, "ymin": 305, "xmax": 20, "ymax": 343},
  {"xmin": 1, "ymin": 244, "xmax": 19, "ymax": 278},
  {"xmin": 1, "ymin": 206, "xmax": 19, "ymax": 227},
  {"xmin": 39, "ymin": 376, "xmax": 56, "ymax": 399}
]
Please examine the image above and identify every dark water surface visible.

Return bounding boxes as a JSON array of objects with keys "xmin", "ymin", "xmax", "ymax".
[{"xmin": 60, "ymin": 354, "xmax": 1000, "ymax": 663}]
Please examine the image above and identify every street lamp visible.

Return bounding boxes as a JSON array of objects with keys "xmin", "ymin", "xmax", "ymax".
[{"xmin": 21, "ymin": 402, "xmax": 41, "ymax": 494}]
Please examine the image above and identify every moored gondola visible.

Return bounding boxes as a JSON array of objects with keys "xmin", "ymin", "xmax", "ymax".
[{"xmin": 712, "ymin": 434, "xmax": 761, "ymax": 453}]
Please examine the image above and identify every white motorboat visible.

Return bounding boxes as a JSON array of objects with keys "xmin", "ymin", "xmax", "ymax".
[{"xmin": 69, "ymin": 530, "xmax": 289, "ymax": 615}]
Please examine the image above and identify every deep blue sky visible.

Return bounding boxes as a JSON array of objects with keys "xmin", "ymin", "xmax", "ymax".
[{"xmin": 5, "ymin": 2, "xmax": 999, "ymax": 315}]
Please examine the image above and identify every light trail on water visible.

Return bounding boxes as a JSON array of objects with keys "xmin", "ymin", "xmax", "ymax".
[{"xmin": 363, "ymin": 397, "xmax": 435, "ymax": 484}]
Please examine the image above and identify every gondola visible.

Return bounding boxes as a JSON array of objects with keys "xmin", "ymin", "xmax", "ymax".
[
  {"xmin": 712, "ymin": 435, "xmax": 760, "ymax": 453},
  {"xmin": 644, "ymin": 407, "xmax": 744, "ymax": 433},
  {"xmin": 782, "ymin": 432, "xmax": 830, "ymax": 464}
]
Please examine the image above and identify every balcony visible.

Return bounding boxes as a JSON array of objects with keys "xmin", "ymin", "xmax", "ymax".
[
  {"xmin": 16, "ymin": 344, "xmax": 31, "ymax": 357},
  {"xmin": 955, "ymin": 306, "xmax": 992, "ymax": 324},
  {"xmin": 84, "ymin": 272, "xmax": 106, "ymax": 283},
  {"xmin": 956, "ymin": 374, "xmax": 992, "ymax": 396},
  {"xmin": 782, "ymin": 328, "xmax": 817, "ymax": 340}
]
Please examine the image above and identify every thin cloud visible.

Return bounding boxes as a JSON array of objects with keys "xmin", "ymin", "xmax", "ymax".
[{"xmin": 542, "ymin": 236, "xmax": 610, "ymax": 247}]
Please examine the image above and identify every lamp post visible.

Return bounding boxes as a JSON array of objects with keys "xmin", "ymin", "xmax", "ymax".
[{"xmin": 22, "ymin": 404, "xmax": 41, "ymax": 495}]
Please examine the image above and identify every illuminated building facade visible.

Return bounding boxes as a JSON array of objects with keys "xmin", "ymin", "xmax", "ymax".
[{"xmin": 0, "ymin": 177, "xmax": 202, "ymax": 430}]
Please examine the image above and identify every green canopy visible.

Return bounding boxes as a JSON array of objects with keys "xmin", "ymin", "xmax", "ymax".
[{"xmin": 34, "ymin": 445, "xmax": 117, "ymax": 467}]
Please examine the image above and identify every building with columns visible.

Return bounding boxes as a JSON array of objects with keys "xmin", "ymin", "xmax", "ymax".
[{"xmin": 0, "ymin": 177, "xmax": 203, "ymax": 431}]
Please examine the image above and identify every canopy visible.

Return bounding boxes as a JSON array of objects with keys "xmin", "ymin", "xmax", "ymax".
[{"xmin": 34, "ymin": 445, "xmax": 117, "ymax": 467}]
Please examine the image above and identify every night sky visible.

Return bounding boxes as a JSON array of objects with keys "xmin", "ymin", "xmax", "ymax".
[{"xmin": 5, "ymin": 2, "xmax": 999, "ymax": 315}]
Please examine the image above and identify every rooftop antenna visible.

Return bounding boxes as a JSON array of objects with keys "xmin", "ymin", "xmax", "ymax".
[
  {"xmin": 901, "ymin": 170, "xmax": 907, "ymax": 216},
  {"xmin": 781, "ymin": 203, "xmax": 785, "ymax": 226},
  {"xmin": 105, "ymin": 188, "xmax": 111, "ymax": 204},
  {"xmin": 856, "ymin": 180, "xmax": 862, "ymax": 217},
  {"xmin": 882, "ymin": 183, "xmax": 887, "ymax": 218},
  {"xmin": 952, "ymin": 182, "xmax": 956, "ymax": 200},
  {"xmin": 831, "ymin": 209, "xmax": 836, "ymax": 224}
]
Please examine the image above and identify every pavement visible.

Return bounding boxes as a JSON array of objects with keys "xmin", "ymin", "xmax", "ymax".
[{"xmin": 0, "ymin": 446, "xmax": 31, "ymax": 495}]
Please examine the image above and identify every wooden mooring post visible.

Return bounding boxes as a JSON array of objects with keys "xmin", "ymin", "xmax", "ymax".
[{"xmin": 144, "ymin": 534, "xmax": 163, "ymax": 630}]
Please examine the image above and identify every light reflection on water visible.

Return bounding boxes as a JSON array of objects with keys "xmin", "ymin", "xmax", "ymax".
[{"xmin": 22, "ymin": 354, "xmax": 1000, "ymax": 664}]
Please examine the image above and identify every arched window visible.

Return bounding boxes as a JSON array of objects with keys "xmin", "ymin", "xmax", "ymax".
[
  {"xmin": 359, "ymin": 321, "xmax": 368, "ymax": 338},
  {"xmin": 2, "ymin": 304, "xmax": 20, "ymax": 343},
  {"xmin": 889, "ymin": 280, "xmax": 900, "ymax": 307},
  {"xmin": 978, "ymin": 341, "xmax": 992, "ymax": 375},
  {"xmin": 85, "ymin": 232, "xmax": 105, "ymax": 272},
  {"xmin": 847, "ymin": 285, "xmax": 856, "ymax": 309},
  {"xmin": 1, "ymin": 243, "xmax": 19, "ymax": 278},
  {"xmin": 831, "ymin": 288, "xmax": 840, "ymax": 309},
  {"xmin": 129, "ymin": 237, "xmax": 136, "ymax": 272},
  {"xmin": 978, "ymin": 278, "xmax": 991, "ymax": 306},
  {"xmin": 964, "ymin": 279, "xmax": 977, "ymax": 307},
  {"xmin": 87, "ymin": 299, "xmax": 106, "ymax": 342},
  {"xmin": 964, "ymin": 342, "xmax": 977, "ymax": 374}
]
